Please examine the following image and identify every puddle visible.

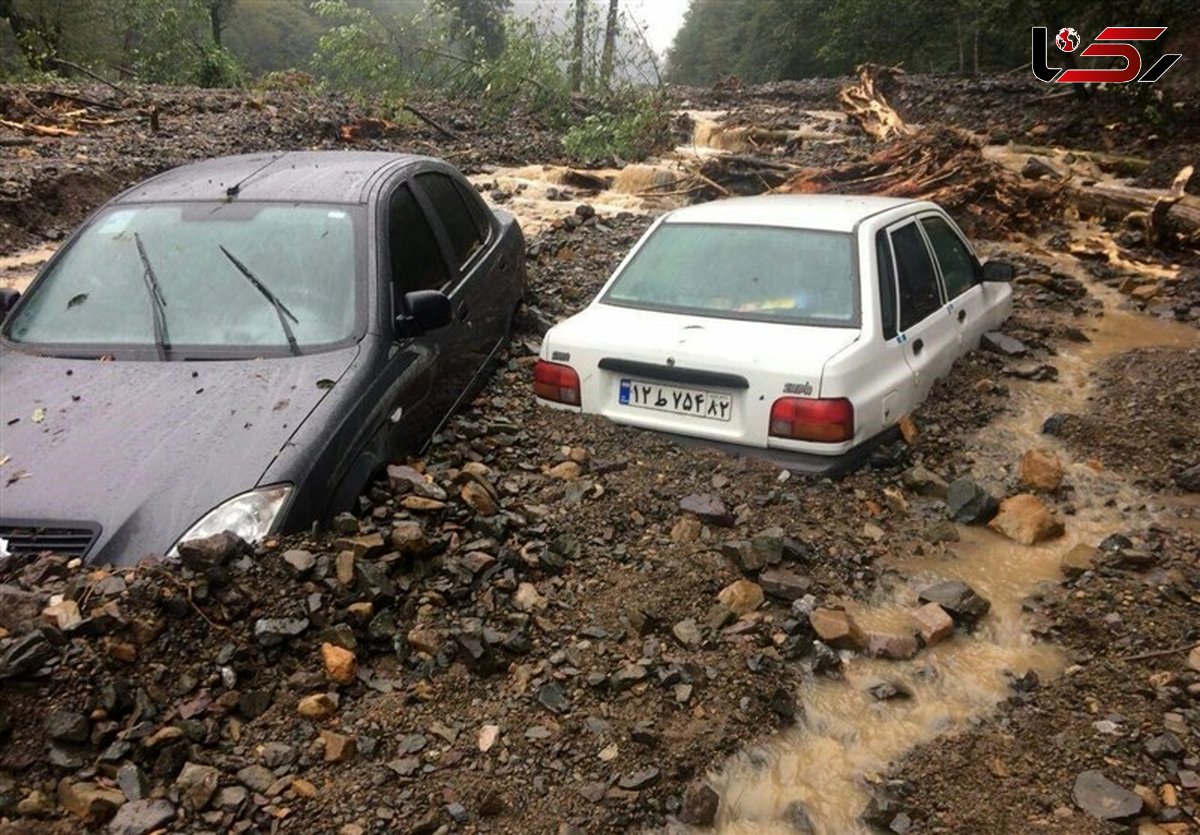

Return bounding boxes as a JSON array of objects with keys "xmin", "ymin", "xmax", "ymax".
[
  {"xmin": 705, "ymin": 225, "xmax": 1200, "ymax": 834},
  {"xmin": 1, "ymin": 244, "xmax": 57, "ymax": 293}
]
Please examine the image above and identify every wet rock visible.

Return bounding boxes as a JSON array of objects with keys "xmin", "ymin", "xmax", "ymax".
[
  {"xmin": 176, "ymin": 761, "xmax": 219, "ymax": 810},
  {"xmin": 679, "ymin": 781, "xmax": 719, "ymax": 826},
  {"xmin": 867, "ymin": 632, "xmax": 919, "ymax": 660},
  {"xmin": 1005, "ymin": 362, "xmax": 1058, "ymax": 381},
  {"xmin": 0, "ymin": 628, "xmax": 54, "ymax": 678},
  {"xmin": 1188, "ymin": 646, "xmax": 1200, "ymax": 673},
  {"xmin": 672, "ymin": 618, "xmax": 702, "ymax": 648},
  {"xmin": 297, "ymin": 692, "xmax": 338, "ymax": 719},
  {"xmin": 759, "ymin": 567, "xmax": 811, "ymax": 601},
  {"xmin": 107, "ymin": 798, "xmax": 174, "ymax": 835},
  {"xmin": 1176, "ymin": 463, "xmax": 1200, "ymax": 492},
  {"xmin": 335, "ymin": 532, "xmax": 385, "ymax": 559},
  {"xmin": 42, "ymin": 598, "xmax": 82, "ymax": 631},
  {"xmin": 618, "ymin": 767, "xmax": 660, "ymax": 790},
  {"xmin": 237, "ymin": 764, "xmax": 276, "ymax": 793},
  {"xmin": 116, "ymin": 763, "xmax": 148, "ymax": 802},
  {"xmin": 461, "ymin": 480, "xmax": 498, "ymax": 515},
  {"xmin": 912, "ymin": 602, "xmax": 954, "ymax": 645},
  {"xmin": 0, "ymin": 584, "xmax": 43, "ymax": 634},
  {"xmin": 1143, "ymin": 732, "xmax": 1184, "ymax": 760},
  {"xmin": 281, "ymin": 549, "xmax": 315, "ymax": 576},
  {"xmin": 868, "ymin": 680, "xmax": 913, "ymax": 701},
  {"xmin": 902, "ymin": 465, "xmax": 949, "ymax": 498},
  {"xmin": 17, "ymin": 790, "xmax": 53, "ymax": 817},
  {"xmin": 456, "ymin": 631, "xmax": 497, "ymax": 674},
  {"xmin": 537, "ymin": 682, "xmax": 570, "ymax": 714},
  {"xmin": 722, "ymin": 540, "xmax": 764, "ymax": 573},
  {"xmin": 1072, "ymin": 770, "xmax": 1143, "ymax": 820},
  {"xmin": 1019, "ymin": 449, "xmax": 1064, "ymax": 492},
  {"xmin": 609, "ymin": 663, "xmax": 648, "ymax": 692},
  {"xmin": 918, "ymin": 581, "xmax": 990, "ymax": 624},
  {"xmin": 679, "ymin": 494, "xmax": 734, "ymax": 527},
  {"xmin": 982, "ymin": 331, "xmax": 1029, "ymax": 357},
  {"xmin": 514, "ymin": 582, "xmax": 548, "ymax": 612},
  {"xmin": 1041, "ymin": 413, "xmax": 1069, "ymax": 436},
  {"xmin": 945, "ymin": 479, "xmax": 999, "ymax": 524},
  {"xmin": 58, "ymin": 778, "xmax": 125, "ymax": 822},
  {"xmin": 923, "ymin": 520, "xmax": 960, "ymax": 544},
  {"xmin": 177, "ymin": 531, "xmax": 245, "ymax": 571},
  {"xmin": 782, "ymin": 800, "xmax": 816, "ymax": 833},
  {"xmin": 238, "ymin": 688, "xmax": 273, "ymax": 718},
  {"xmin": 808, "ymin": 607, "xmax": 865, "ymax": 650},
  {"xmin": 988, "ymin": 493, "xmax": 1064, "ymax": 545},
  {"xmin": 547, "ymin": 460, "xmax": 582, "ymax": 480},
  {"xmin": 253, "ymin": 617, "xmax": 309, "ymax": 647},
  {"xmin": 478, "ymin": 724, "xmax": 500, "ymax": 752},
  {"xmin": 45, "ymin": 709, "xmax": 90, "ymax": 742},
  {"xmin": 751, "ymin": 528, "xmax": 786, "ymax": 564},
  {"xmin": 321, "ymin": 730, "xmax": 357, "ymax": 762},
  {"xmin": 1060, "ymin": 543, "xmax": 1098, "ymax": 577},
  {"xmin": 354, "ymin": 560, "xmax": 395, "ymax": 602},
  {"xmin": 717, "ymin": 579, "xmax": 763, "ymax": 615},
  {"xmin": 322, "ymin": 642, "xmax": 357, "ymax": 685}
]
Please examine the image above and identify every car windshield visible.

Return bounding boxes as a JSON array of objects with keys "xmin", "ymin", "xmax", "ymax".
[
  {"xmin": 4, "ymin": 202, "xmax": 360, "ymax": 356},
  {"xmin": 602, "ymin": 222, "xmax": 857, "ymax": 326}
]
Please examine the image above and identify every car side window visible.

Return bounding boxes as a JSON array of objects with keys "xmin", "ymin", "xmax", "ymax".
[
  {"xmin": 921, "ymin": 216, "xmax": 976, "ymax": 299},
  {"xmin": 890, "ymin": 222, "xmax": 942, "ymax": 331},
  {"xmin": 388, "ymin": 183, "xmax": 449, "ymax": 295},
  {"xmin": 454, "ymin": 179, "xmax": 492, "ymax": 241},
  {"xmin": 415, "ymin": 172, "xmax": 483, "ymax": 267},
  {"xmin": 875, "ymin": 230, "xmax": 898, "ymax": 341}
]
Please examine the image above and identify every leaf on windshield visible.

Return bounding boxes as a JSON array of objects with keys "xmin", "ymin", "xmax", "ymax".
[
  {"xmin": 272, "ymin": 399, "xmax": 290, "ymax": 411},
  {"xmin": 5, "ymin": 469, "xmax": 30, "ymax": 486},
  {"xmin": 316, "ymin": 379, "xmax": 336, "ymax": 390},
  {"xmin": 0, "ymin": 454, "xmax": 10, "ymax": 467},
  {"xmin": 67, "ymin": 293, "xmax": 88, "ymax": 309},
  {"xmin": 31, "ymin": 407, "xmax": 45, "ymax": 423}
]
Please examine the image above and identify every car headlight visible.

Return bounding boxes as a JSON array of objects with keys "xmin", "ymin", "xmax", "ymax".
[{"xmin": 170, "ymin": 484, "xmax": 292, "ymax": 554}]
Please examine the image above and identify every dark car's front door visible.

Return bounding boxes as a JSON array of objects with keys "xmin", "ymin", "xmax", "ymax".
[
  {"xmin": 411, "ymin": 170, "xmax": 508, "ymax": 420},
  {"xmin": 381, "ymin": 180, "xmax": 456, "ymax": 454}
]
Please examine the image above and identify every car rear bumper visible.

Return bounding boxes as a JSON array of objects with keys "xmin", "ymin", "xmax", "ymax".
[{"xmin": 657, "ymin": 426, "xmax": 899, "ymax": 476}]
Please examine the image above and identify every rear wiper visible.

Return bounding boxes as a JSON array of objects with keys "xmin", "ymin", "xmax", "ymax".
[
  {"xmin": 217, "ymin": 245, "xmax": 300, "ymax": 355},
  {"xmin": 132, "ymin": 232, "xmax": 170, "ymax": 360}
]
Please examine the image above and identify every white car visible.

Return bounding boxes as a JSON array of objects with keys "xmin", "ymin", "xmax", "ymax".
[{"xmin": 533, "ymin": 195, "xmax": 1015, "ymax": 473}]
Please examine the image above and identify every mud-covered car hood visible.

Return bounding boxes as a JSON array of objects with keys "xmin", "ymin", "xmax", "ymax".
[{"xmin": 0, "ymin": 344, "xmax": 359, "ymax": 563}]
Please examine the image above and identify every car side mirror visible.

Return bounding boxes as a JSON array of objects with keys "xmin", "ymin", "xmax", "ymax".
[
  {"xmin": 981, "ymin": 261, "xmax": 1015, "ymax": 282},
  {"xmin": 0, "ymin": 288, "xmax": 20, "ymax": 316},
  {"xmin": 397, "ymin": 289, "xmax": 452, "ymax": 336}
]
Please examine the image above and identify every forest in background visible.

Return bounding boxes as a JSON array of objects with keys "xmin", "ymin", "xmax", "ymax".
[{"xmin": 666, "ymin": 0, "xmax": 1198, "ymax": 83}]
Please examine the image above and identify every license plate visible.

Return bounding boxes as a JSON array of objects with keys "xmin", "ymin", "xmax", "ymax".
[{"xmin": 618, "ymin": 378, "xmax": 732, "ymax": 422}]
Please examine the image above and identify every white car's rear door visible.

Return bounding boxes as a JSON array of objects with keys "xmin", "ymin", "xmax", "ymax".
[
  {"xmin": 919, "ymin": 213, "xmax": 989, "ymax": 351},
  {"xmin": 887, "ymin": 219, "xmax": 956, "ymax": 400}
]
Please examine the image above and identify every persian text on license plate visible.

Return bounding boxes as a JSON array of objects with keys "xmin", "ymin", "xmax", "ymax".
[{"xmin": 618, "ymin": 379, "xmax": 732, "ymax": 422}]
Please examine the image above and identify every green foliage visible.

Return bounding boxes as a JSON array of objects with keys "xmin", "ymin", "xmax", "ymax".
[
  {"xmin": 194, "ymin": 43, "xmax": 244, "ymax": 87},
  {"xmin": 437, "ymin": 0, "xmax": 510, "ymax": 60},
  {"xmin": 562, "ymin": 90, "xmax": 672, "ymax": 162},
  {"xmin": 310, "ymin": 0, "xmax": 408, "ymax": 101}
]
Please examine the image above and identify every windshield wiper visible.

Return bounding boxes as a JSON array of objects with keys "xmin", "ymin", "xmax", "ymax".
[
  {"xmin": 217, "ymin": 245, "xmax": 300, "ymax": 355},
  {"xmin": 133, "ymin": 232, "xmax": 170, "ymax": 360}
]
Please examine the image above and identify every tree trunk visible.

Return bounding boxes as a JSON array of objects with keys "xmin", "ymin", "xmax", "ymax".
[
  {"xmin": 570, "ymin": 0, "xmax": 586, "ymax": 92},
  {"xmin": 600, "ymin": 0, "xmax": 618, "ymax": 88},
  {"xmin": 210, "ymin": 3, "xmax": 223, "ymax": 48},
  {"xmin": 1, "ymin": 0, "xmax": 57, "ymax": 71}
]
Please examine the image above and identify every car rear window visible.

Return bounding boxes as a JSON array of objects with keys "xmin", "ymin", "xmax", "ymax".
[{"xmin": 601, "ymin": 223, "xmax": 858, "ymax": 327}]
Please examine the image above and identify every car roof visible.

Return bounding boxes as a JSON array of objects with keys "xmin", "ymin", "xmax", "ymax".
[
  {"xmin": 663, "ymin": 194, "xmax": 923, "ymax": 233},
  {"xmin": 115, "ymin": 151, "xmax": 432, "ymax": 206}
]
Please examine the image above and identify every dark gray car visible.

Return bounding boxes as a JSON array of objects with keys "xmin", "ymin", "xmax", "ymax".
[{"xmin": 0, "ymin": 151, "xmax": 525, "ymax": 565}]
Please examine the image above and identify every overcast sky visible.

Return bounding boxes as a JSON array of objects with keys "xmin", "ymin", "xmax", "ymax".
[{"xmin": 509, "ymin": 0, "xmax": 690, "ymax": 56}]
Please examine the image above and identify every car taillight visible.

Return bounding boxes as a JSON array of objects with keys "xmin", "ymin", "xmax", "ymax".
[
  {"xmin": 534, "ymin": 360, "xmax": 581, "ymax": 406},
  {"xmin": 769, "ymin": 397, "xmax": 854, "ymax": 443}
]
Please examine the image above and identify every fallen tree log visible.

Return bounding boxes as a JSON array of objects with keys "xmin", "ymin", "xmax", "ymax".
[
  {"xmin": 0, "ymin": 118, "xmax": 79, "ymax": 137},
  {"xmin": 1070, "ymin": 167, "xmax": 1199, "ymax": 245},
  {"xmin": 838, "ymin": 63, "xmax": 911, "ymax": 141}
]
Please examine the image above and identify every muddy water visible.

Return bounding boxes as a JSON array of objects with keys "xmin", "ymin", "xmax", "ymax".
[
  {"xmin": 707, "ymin": 230, "xmax": 1200, "ymax": 834},
  {"xmin": 0, "ymin": 244, "xmax": 57, "ymax": 293}
]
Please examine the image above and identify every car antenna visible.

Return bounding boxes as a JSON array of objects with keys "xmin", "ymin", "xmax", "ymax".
[{"xmin": 224, "ymin": 152, "xmax": 287, "ymax": 199}]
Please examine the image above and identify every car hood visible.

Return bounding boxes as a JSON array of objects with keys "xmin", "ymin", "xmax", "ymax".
[
  {"xmin": 0, "ymin": 344, "xmax": 359, "ymax": 563},
  {"xmin": 546, "ymin": 303, "xmax": 861, "ymax": 385}
]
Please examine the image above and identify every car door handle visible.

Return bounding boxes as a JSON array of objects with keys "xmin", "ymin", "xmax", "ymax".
[
  {"xmin": 957, "ymin": 309, "xmax": 966, "ymax": 322},
  {"xmin": 912, "ymin": 338, "xmax": 924, "ymax": 355}
]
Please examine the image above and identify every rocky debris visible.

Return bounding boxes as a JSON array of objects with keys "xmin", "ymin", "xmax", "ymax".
[
  {"xmin": 809, "ymin": 607, "xmax": 865, "ymax": 650},
  {"xmin": 321, "ymin": 642, "xmax": 357, "ymax": 684},
  {"xmin": 1060, "ymin": 543, "xmax": 1098, "ymax": 577},
  {"xmin": 717, "ymin": 579, "xmax": 764, "ymax": 615},
  {"xmin": 57, "ymin": 778, "xmax": 125, "ymax": 822},
  {"xmin": 1072, "ymin": 770, "xmax": 1143, "ymax": 821},
  {"xmin": 759, "ymin": 567, "xmax": 811, "ymax": 601},
  {"xmin": 987, "ymin": 493, "xmax": 1064, "ymax": 545},
  {"xmin": 945, "ymin": 478, "xmax": 999, "ymax": 524},
  {"xmin": 902, "ymin": 465, "xmax": 949, "ymax": 498},
  {"xmin": 107, "ymin": 798, "xmax": 175, "ymax": 835},
  {"xmin": 1018, "ymin": 449, "xmax": 1064, "ymax": 492},
  {"xmin": 679, "ymin": 493, "xmax": 734, "ymax": 526},
  {"xmin": 0, "ymin": 583, "xmax": 43, "ymax": 633},
  {"xmin": 41, "ymin": 598, "xmax": 82, "ymax": 631},
  {"xmin": 868, "ymin": 680, "xmax": 914, "ymax": 701},
  {"xmin": 981, "ymin": 331, "xmax": 1029, "ymax": 357},
  {"xmin": 253, "ymin": 616, "xmax": 309, "ymax": 646},
  {"xmin": 1177, "ymin": 462, "xmax": 1200, "ymax": 492},
  {"xmin": 176, "ymin": 530, "xmax": 246, "ymax": 571},
  {"xmin": 911, "ymin": 602, "xmax": 955, "ymax": 645},
  {"xmin": 176, "ymin": 762, "xmax": 219, "ymax": 811},
  {"xmin": 679, "ymin": 781, "xmax": 720, "ymax": 826},
  {"xmin": 297, "ymin": 692, "xmax": 339, "ymax": 719},
  {"xmin": 918, "ymin": 581, "xmax": 990, "ymax": 625},
  {"xmin": 867, "ymin": 632, "xmax": 919, "ymax": 660}
]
